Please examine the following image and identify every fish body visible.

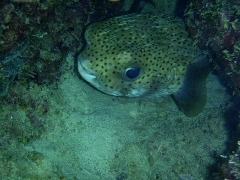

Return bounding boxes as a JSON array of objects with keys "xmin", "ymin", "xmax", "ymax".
[{"xmin": 78, "ymin": 13, "xmax": 209, "ymax": 117}]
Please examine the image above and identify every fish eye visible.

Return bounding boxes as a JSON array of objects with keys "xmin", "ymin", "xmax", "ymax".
[{"xmin": 122, "ymin": 67, "xmax": 142, "ymax": 81}]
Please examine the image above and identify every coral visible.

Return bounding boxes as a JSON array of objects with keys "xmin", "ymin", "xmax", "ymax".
[
  {"xmin": 178, "ymin": 1, "xmax": 240, "ymax": 178},
  {"xmin": 0, "ymin": 0, "xmax": 124, "ymax": 144},
  {"xmin": 0, "ymin": 0, "xmax": 124, "ymax": 96},
  {"xmin": 0, "ymin": 81, "xmax": 51, "ymax": 178},
  {"xmin": 0, "ymin": 1, "xmax": 123, "ymax": 178},
  {"xmin": 0, "ymin": 39, "xmax": 28, "ymax": 96},
  {"xmin": 0, "ymin": 83, "xmax": 47, "ymax": 146},
  {"xmin": 184, "ymin": 0, "xmax": 240, "ymax": 97},
  {"xmin": 221, "ymin": 141, "xmax": 240, "ymax": 179}
]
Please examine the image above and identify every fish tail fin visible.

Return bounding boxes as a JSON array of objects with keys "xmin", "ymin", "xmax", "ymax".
[
  {"xmin": 130, "ymin": 0, "xmax": 156, "ymax": 13},
  {"xmin": 171, "ymin": 59, "xmax": 210, "ymax": 117}
]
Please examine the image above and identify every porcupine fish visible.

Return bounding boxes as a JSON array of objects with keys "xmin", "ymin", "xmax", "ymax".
[{"xmin": 77, "ymin": 13, "xmax": 210, "ymax": 117}]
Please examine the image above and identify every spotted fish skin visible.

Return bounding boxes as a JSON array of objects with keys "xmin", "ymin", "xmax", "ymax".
[{"xmin": 78, "ymin": 13, "xmax": 208, "ymax": 116}]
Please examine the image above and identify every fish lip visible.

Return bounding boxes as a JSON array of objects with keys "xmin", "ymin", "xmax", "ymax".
[
  {"xmin": 82, "ymin": 64, "xmax": 94, "ymax": 75},
  {"xmin": 78, "ymin": 59, "xmax": 96, "ymax": 80}
]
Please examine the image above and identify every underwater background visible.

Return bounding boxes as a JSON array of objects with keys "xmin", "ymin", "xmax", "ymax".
[{"xmin": 0, "ymin": 0, "xmax": 239, "ymax": 179}]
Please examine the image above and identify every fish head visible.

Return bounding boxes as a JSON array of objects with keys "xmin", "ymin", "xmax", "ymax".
[{"xmin": 78, "ymin": 47, "xmax": 159, "ymax": 97}]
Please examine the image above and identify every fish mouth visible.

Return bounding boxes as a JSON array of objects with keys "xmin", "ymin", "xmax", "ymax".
[{"xmin": 77, "ymin": 59, "xmax": 96, "ymax": 81}]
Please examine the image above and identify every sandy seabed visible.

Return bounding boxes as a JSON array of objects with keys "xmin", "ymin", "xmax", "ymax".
[{"xmin": 0, "ymin": 53, "xmax": 230, "ymax": 180}]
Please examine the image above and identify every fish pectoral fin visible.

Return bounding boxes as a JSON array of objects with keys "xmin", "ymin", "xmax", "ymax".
[
  {"xmin": 171, "ymin": 60, "xmax": 210, "ymax": 117},
  {"xmin": 165, "ymin": 68, "xmax": 176, "ymax": 88}
]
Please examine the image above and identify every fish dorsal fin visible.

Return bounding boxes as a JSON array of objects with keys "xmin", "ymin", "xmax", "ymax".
[{"xmin": 171, "ymin": 59, "xmax": 210, "ymax": 117}]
